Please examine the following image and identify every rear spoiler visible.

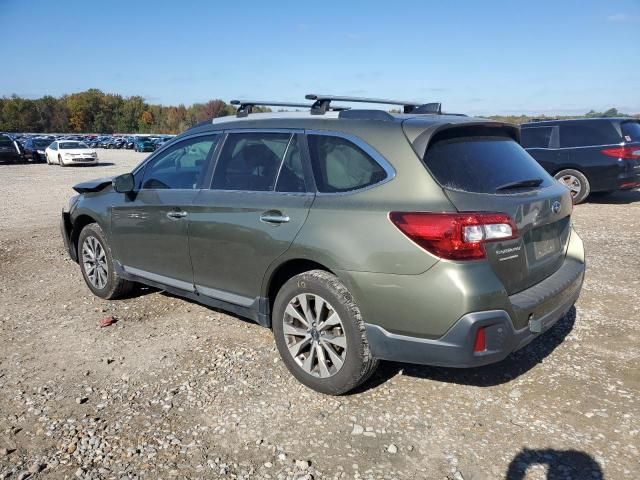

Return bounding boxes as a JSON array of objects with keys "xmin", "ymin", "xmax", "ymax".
[{"xmin": 404, "ymin": 120, "xmax": 520, "ymax": 159}]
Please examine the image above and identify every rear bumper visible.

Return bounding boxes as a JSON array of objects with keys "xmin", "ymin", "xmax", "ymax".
[{"xmin": 365, "ymin": 257, "xmax": 585, "ymax": 368}]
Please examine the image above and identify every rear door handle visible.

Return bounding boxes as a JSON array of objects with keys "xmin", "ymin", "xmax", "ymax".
[
  {"xmin": 260, "ymin": 211, "xmax": 290, "ymax": 225},
  {"xmin": 166, "ymin": 210, "xmax": 188, "ymax": 219}
]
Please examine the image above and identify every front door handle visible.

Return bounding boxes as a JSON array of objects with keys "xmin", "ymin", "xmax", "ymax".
[
  {"xmin": 260, "ymin": 211, "xmax": 290, "ymax": 225},
  {"xmin": 166, "ymin": 210, "xmax": 188, "ymax": 220}
]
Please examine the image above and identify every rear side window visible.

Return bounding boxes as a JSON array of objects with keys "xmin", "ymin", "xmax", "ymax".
[
  {"xmin": 520, "ymin": 127, "xmax": 553, "ymax": 148},
  {"xmin": 559, "ymin": 122, "xmax": 620, "ymax": 148},
  {"xmin": 307, "ymin": 135, "xmax": 387, "ymax": 193},
  {"xmin": 621, "ymin": 121, "xmax": 640, "ymax": 142},
  {"xmin": 212, "ymin": 132, "xmax": 302, "ymax": 192},
  {"xmin": 424, "ymin": 136, "xmax": 553, "ymax": 194}
]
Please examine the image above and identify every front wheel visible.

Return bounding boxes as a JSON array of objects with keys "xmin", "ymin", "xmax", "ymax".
[
  {"xmin": 554, "ymin": 169, "xmax": 590, "ymax": 204},
  {"xmin": 78, "ymin": 223, "xmax": 135, "ymax": 299},
  {"xmin": 58, "ymin": 155, "xmax": 66, "ymax": 167},
  {"xmin": 272, "ymin": 270, "xmax": 378, "ymax": 395}
]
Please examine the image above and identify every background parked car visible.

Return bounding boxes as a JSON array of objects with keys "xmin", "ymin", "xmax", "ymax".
[
  {"xmin": 0, "ymin": 134, "xmax": 23, "ymax": 163},
  {"xmin": 22, "ymin": 137, "xmax": 53, "ymax": 162},
  {"xmin": 521, "ymin": 118, "xmax": 640, "ymax": 203},
  {"xmin": 133, "ymin": 137, "xmax": 155, "ymax": 152},
  {"xmin": 45, "ymin": 140, "xmax": 98, "ymax": 166}
]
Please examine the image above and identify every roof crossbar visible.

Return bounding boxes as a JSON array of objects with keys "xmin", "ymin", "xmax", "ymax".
[
  {"xmin": 230, "ymin": 99, "xmax": 350, "ymax": 117},
  {"xmin": 305, "ymin": 94, "xmax": 441, "ymax": 115}
]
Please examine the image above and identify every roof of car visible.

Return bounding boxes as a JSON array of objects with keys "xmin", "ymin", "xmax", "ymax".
[{"xmin": 521, "ymin": 117, "xmax": 636, "ymax": 127}]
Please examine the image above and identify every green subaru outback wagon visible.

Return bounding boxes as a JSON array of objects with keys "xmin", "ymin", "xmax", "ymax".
[{"xmin": 61, "ymin": 95, "xmax": 585, "ymax": 394}]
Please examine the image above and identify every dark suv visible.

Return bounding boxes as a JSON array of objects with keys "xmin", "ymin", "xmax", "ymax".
[
  {"xmin": 520, "ymin": 118, "xmax": 640, "ymax": 203},
  {"xmin": 61, "ymin": 95, "xmax": 585, "ymax": 394}
]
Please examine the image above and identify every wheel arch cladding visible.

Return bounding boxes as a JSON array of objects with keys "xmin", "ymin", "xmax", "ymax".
[
  {"xmin": 265, "ymin": 259, "xmax": 335, "ymax": 323},
  {"xmin": 71, "ymin": 214, "xmax": 99, "ymax": 256}
]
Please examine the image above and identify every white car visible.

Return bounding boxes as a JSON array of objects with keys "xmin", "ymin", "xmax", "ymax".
[{"xmin": 45, "ymin": 140, "xmax": 98, "ymax": 166}]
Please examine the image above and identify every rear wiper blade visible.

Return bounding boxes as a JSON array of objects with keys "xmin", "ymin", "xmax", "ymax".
[{"xmin": 495, "ymin": 178, "xmax": 543, "ymax": 191}]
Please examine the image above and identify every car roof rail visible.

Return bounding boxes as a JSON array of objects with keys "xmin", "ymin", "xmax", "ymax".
[
  {"xmin": 230, "ymin": 99, "xmax": 350, "ymax": 117},
  {"xmin": 305, "ymin": 94, "xmax": 441, "ymax": 115}
]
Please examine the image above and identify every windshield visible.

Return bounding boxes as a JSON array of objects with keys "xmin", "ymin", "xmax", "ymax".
[
  {"xmin": 34, "ymin": 139, "xmax": 51, "ymax": 147},
  {"xmin": 424, "ymin": 135, "xmax": 554, "ymax": 194},
  {"xmin": 59, "ymin": 142, "xmax": 89, "ymax": 149}
]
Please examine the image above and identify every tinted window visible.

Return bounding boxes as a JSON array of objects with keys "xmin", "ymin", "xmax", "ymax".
[
  {"xmin": 141, "ymin": 135, "xmax": 218, "ymax": 190},
  {"xmin": 212, "ymin": 132, "xmax": 292, "ymax": 191},
  {"xmin": 307, "ymin": 135, "xmax": 387, "ymax": 193},
  {"xmin": 520, "ymin": 127, "xmax": 553, "ymax": 148},
  {"xmin": 34, "ymin": 139, "xmax": 51, "ymax": 148},
  {"xmin": 424, "ymin": 136, "xmax": 554, "ymax": 194},
  {"xmin": 559, "ymin": 122, "xmax": 620, "ymax": 148},
  {"xmin": 0, "ymin": 136, "xmax": 13, "ymax": 148},
  {"xmin": 276, "ymin": 136, "xmax": 306, "ymax": 192},
  {"xmin": 59, "ymin": 142, "xmax": 89, "ymax": 149},
  {"xmin": 621, "ymin": 121, "xmax": 640, "ymax": 142}
]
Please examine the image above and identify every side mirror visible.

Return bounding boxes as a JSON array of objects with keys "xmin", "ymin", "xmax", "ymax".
[{"xmin": 113, "ymin": 173, "xmax": 135, "ymax": 193}]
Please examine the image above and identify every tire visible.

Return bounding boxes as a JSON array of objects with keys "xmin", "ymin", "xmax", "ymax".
[
  {"xmin": 272, "ymin": 270, "xmax": 378, "ymax": 395},
  {"xmin": 46, "ymin": 154, "xmax": 50, "ymax": 165},
  {"xmin": 554, "ymin": 169, "xmax": 590, "ymax": 204},
  {"xmin": 58, "ymin": 155, "xmax": 66, "ymax": 167},
  {"xmin": 78, "ymin": 223, "xmax": 135, "ymax": 300}
]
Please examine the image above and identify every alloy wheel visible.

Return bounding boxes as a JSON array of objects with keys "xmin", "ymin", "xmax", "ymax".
[
  {"xmin": 82, "ymin": 236, "xmax": 108, "ymax": 289},
  {"xmin": 282, "ymin": 293, "xmax": 347, "ymax": 378},
  {"xmin": 558, "ymin": 174, "xmax": 581, "ymax": 198}
]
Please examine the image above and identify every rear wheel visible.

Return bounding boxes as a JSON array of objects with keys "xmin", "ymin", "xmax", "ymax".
[
  {"xmin": 554, "ymin": 169, "xmax": 590, "ymax": 204},
  {"xmin": 272, "ymin": 270, "xmax": 378, "ymax": 395},
  {"xmin": 78, "ymin": 223, "xmax": 134, "ymax": 299}
]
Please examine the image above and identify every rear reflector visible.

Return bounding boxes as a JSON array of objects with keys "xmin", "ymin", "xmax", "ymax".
[
  {"xmin": 601, "ymin": 146, "xmax": 640, "ymax": 159},
  {"xmin": 389, "ymin": 212, "xmax": 518, "ymax": 260},
  {"xmin": 473, "ymin": 327, "xmax": 486, "ymax": 353}
]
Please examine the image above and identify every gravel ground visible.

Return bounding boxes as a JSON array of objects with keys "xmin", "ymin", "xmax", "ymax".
[{"xmin": 0, "ymin": 149, "xmax": 638, "ymax": 480}]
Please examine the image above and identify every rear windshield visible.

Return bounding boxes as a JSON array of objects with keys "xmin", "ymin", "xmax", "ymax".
[
  {"xmin": 424, "ymin": 136, "xmax": 554, "ymax": 194},
  {"xmin": 621, "ymin": 121, "xmax": 640, "ymax": 142},
  {"xmin": 0, "ymin": 137, "xmax": 14, "ymax": 147},
  {"xmin": 33, "ymin": 139, "xmax": 51, "ymax": 147}
]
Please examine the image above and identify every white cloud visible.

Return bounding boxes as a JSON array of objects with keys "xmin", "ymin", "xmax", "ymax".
[{"xmin": 607, "ymin": 13, "xmax": 639, "ymax": 23}]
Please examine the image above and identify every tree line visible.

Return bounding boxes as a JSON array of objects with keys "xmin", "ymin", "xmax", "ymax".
[{"xmin": 1, "ymin": 89, "xmax": 637, "ymax": 134}]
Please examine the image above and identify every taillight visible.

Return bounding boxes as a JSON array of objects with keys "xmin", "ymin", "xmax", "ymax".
[
  {"xmin": 389, "ymin": 212, "xmax": 518, "ymax": 261},
  {"xmin": 601, "ymin": 146, "xmax": 640, "ymax": 159},
  {"xmin": 473, "ymin": 327, "xmax": 486, "ymax": 353}
]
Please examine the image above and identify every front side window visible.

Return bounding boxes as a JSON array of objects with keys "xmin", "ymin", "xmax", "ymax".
[
  {"xmin": 307, "ymin": 134, "xmax": 387, "ymax": 193},
  {"xmin": 212, "ymin": 132, "xmax": 294, "ymax": 191},
  {"xmin": 520, "ymin": 127, "xmax": 553, "ymax": 148},
  {"xmin": 141, "ymin": 135, "xmax": 219, "ymax": 190}
]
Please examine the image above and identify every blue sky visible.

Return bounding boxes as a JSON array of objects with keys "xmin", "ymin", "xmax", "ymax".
[{"xmin": 2, "ymin": 0, "xmax": 639, "ymax": 115}]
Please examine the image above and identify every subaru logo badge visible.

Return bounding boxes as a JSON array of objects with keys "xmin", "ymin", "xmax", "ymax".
[{"xmin": 551, "ymin": 201, "xmax": 561, "ymax": 214}]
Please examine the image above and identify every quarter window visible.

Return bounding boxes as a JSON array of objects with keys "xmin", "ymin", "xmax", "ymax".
[
  {"xmin": 141, "ymin": 135, "xmax": 219, "ymax": 190},
  {"xmin": 307, "ymin": 135, "xmax": 387, "ymax": 193},
  {"xmin": 212, "ymin": 132, "xmax": 297, "ymax": 191},
  {"xmin": 520, "ymin": 127, "xmax": 553, "ymax": 148}
]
